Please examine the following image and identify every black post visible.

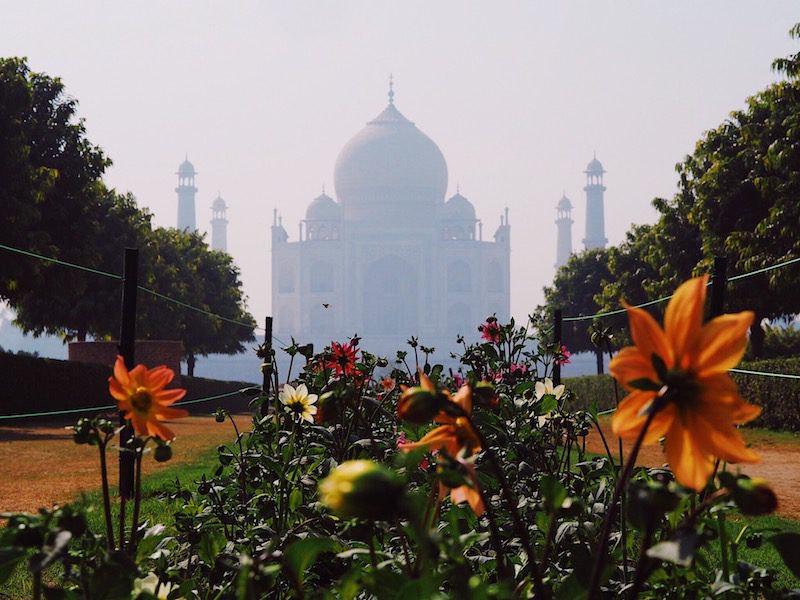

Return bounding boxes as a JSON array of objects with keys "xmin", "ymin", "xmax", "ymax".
[
  {"xmin": 553, "ymin": 309, "xmax": 563, "ymax": 386},
  {"xmin": 709, "ymin": 256, "xmax": 728, "ymax": 319},
  {"xmin": 260, "ymin": 316, "xmax": 273, "ymax": 417},
  {"xmin": 118, "ymin": 248, "xmax": 138, "ymax": 499}
]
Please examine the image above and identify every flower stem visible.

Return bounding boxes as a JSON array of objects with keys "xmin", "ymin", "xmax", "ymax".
[
  {"xmin": 464, "ymin": 412, "xmax": 547, "ymax": 599},
  {"xmin": 587, "ymin": 401, "xmax": 660, "ymax": 600},
  {"xmin": 128, "ymin": 444, "xmax": 145, "ymax": 554},
  {"xmin": 97, "ymin": 437, "xmax": 115, "ymax": 550}
]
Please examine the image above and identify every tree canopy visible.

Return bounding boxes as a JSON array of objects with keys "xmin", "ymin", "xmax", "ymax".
[
  {"xmin": 0, "ymin": 57, "xmax": 256, "ymax": 367},
  {"xmin": 542, "ymin": 23, "xmax": 800, "ymax": 358}
]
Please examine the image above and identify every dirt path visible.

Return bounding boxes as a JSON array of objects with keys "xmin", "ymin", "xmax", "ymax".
[
  {"xmin": 0, "ymin": 413, "xmax": 250, "ymax": 513},
  {"xmin": 586, "ymin": 418, "xmax": 800, "ymax": 520}
]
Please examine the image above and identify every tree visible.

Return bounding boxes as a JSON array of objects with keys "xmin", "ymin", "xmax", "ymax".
[
  {"xmin": 0, "ymin": 57, "xmax": 109, "ymax": 310},
  {"xmin": 540, "ymin": 248, "xmax": 612, "ymax": 373},
  {"xmin": 668, "ymin": 24, "xmax": 800, "ymax": 355},
  {"xmin": 11, "ymin": 185, "xmax": 153, "ymax": 340},
  {"xmin": 138, "ymin": 228, "xmax": 256, "ymax": 375}
]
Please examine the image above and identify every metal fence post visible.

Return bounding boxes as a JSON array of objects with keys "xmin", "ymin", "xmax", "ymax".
[{"xmin": 118, "ymin": 248, "xmax": 138, "ymax": 498}]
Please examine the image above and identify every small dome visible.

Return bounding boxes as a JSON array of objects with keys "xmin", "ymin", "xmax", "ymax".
[
  {"xmin": 306, "ymin": 192, "xmax": 341, "ymax": 220},
  {"xmin": 212, "ymin": 195, "xmax": 227, "ymax": 210},
  {"xmin": 557, "ymin": 195, "xmax": 572, "ymax": 210},
  {"xmin": 444, "ymin": 192, "xmax": 476, "ymax": 220},
  {"xmin": 585, "ymin": 157, "xmax": 604, "ymax": 173},
  {"xmin": 178, "ymin": 158, "xmax": 196, "ymax": 177}
]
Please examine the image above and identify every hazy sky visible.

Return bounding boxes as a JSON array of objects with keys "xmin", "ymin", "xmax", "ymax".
[{"xmin": 1, "ymin": 2, "xmax": 797, "ymax": 323}]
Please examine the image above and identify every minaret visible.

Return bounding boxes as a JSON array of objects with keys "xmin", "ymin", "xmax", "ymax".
[
  {"xmin": 555, "ymin": 193, "xmax": 574, "ymax": 268},
  {"xmin": 211, "ymin": 194, "xmax": 228, "ymax": 252},
  {"xmin": 176, "ymin": 156, "xmax": 197, "ymax": 231},
  {"xmin": 582, "ymin": 154, "xmax": 607, "ymax": 250}
]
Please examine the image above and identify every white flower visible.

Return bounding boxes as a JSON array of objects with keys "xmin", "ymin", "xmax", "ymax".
[
  {"xmin": 132, "ymin": 572, "xmax": 180, "ymax": 599},
  {"xmin": 534, "ymin": 378, "xmax": 565, "ymax": 402},
  {"xmin": 279, "ymin": 383, "xmax": 319, "ymax": 423}
]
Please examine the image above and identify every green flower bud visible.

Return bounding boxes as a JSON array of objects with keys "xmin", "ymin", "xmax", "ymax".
[
  {"xmin": 318, "ymin": 460, "xmax": 405, "ymax": 521},
  {"xmin": 397, "ymin": 388, "xmax": 442, "ymax": 425},
  {"xmin": 732, "ymin": 477, "xmax": 778, "ymax": 516},
  {"xmin": 154, "ymin": 444, "xmax": 173, "ymax": 462}
]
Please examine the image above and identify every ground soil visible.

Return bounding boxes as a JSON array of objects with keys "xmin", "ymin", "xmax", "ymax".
[
  {"xmin": 2, "ymin": 414, "xmax": 799, "ymax": 521},
  {"xmin": 0, "ymin": 413, "xmax": 249, "ymax": 513},
  {"xmin": 585, "ymin": 417, "xmax": 800, "ymax": 520}
]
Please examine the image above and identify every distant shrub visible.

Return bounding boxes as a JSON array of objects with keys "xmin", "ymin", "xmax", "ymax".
[{"xmin": 564, "ymin": 357, "xmax": 800, "ymax": 432}]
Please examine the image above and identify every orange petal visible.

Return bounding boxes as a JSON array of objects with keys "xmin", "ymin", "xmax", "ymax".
[
  {"xmin": 694, "ymin": 311, "xmax": 754, "ymax": 377},
  {"xmin": 154, "ymin": 388, "xmax": 187, "ymax": 405},
  {"xmin": 452, "ymin": 385, "xmax": 473, "ymax": 415},
  {"xmin": 128, "ymin": 364, "xmax": 148, "ymax": 386},
  {"xmin": 664, "ymin": 419, "xmax": 715, "ymax": 492},
  {"xmin": 129, "ymin": 413, "xmax": 150, "ymax": 437},
  {"xmin": 147, "ymin": 419, "xmax": 176, "ymax": 441},
  {"xmin": 609, "ymin": 347, "xmax": 656, "ymax": 391},
  {"xmin": 450, "ymin": 484, "xmax": 486, "ymax": 517},
  {"xmin": 399, "ymin": 426, "xmax": 458, "ymax": 454},
  {"xmin": 689, "ymin": 411, "xmax": 760, "ymax": 464},
  {"xmin": 144, "ymin": 366, "xmax": 174, "ymax": 391},
  {"xmin": 625, "ymin": 304, "xmax": 674, "ymax": 369},
  {"xmin": 109, "ymin": 378, "xmax": 130, "ymax": 402},
  {"xmin": 113, "ymin": 356, "xmax": 132, "ymax": 389},
  {"xmin": 418, "ymin": 370, "xmax": 435, "ymax": 392},
  {"xmin": 155, "ymin": 406, "xmax": 189, "ymax": 420},
  {"xmin": 612, "ymin": 391, "xmax": 675, "ymax": 444},
  {"xmin": 664, "ymin": 275, "xmax": 707, "ymax": 362}
]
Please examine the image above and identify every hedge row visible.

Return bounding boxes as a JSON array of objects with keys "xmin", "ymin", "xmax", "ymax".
[
  {"xmin": 0, "ymin": 352, "xmax": 255, "ymax": 422},
  {"xmin": 564, "ymin": 356, "xmax": 800, "ymax": 433}
]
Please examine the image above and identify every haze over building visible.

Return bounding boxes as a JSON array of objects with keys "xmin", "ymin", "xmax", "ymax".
[
  {"xmin": 271, "ymin": 82, "xmax": 511, "ymax": 358},
  {"xmin": 211, "ymin": 194, "xmax": 229, "ymax": 252},
  {"xmin": 582, "ymin": 155, "xmax": 608, "ymax": 250},
  {"xmin": 175, "ymin": 157, "xmax": 197, "ymax": 232}
]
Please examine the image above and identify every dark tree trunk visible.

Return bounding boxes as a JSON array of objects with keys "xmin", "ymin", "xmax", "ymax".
[
  {"xmin": 750, "ymin": 319, "xmax": 765, "ymax": 360},
  {"xmin": 595, "ymin": 348, "xmax": 604, "ymax": 375},
  {"xmin": 187, "ymin": 353, "xmax": 196, "ymax": 377}
]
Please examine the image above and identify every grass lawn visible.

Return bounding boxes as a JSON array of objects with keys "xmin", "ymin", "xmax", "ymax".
[{"xmin": 0, "ymin": 446, "xmax": 221, "ymax": 599}]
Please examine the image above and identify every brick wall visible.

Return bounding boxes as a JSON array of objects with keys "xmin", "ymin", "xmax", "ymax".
[{"xmin": 69, "ymin": 340, "xmax": 183, "ymax": 377}]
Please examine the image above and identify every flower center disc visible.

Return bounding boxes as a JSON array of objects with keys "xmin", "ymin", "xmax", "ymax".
[{"xmin": 130, "ymin": 387, "xmax": 153, "ymax": 414}]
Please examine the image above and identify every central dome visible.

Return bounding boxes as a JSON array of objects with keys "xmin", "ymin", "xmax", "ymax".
[{"xmin": 334, "ymin": 99, "xmax": 448, "ymax": 216}]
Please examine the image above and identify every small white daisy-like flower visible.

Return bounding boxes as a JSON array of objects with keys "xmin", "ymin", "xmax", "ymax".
[
  {"xmin": 534, "ymin": 378, "xmax": 565, "ymax": 402},
  {"xmin": 279, "ymin": 383, "xmax": 319, "ymax": 423}
]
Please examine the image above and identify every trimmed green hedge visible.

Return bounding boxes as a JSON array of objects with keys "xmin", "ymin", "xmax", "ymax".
[
  {"xmin": 564, "ymin": 356, "xmax": 800, "ymax": 432},
  {"xmin": 0, "ymin": 352, "xmax": 254, "ymax": 422}
]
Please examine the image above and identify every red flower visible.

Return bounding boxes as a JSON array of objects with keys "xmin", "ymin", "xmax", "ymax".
[
  {"xmin": 324, "ymin": 341, "xmax": 359, "ymax": 377},
  {"xmin": 554, "ymin": 345, "xmax": 571, "ymax": 366},
  {"xmin": 480, "ymin": 320, "xmax": 501, "ymax": 344}
]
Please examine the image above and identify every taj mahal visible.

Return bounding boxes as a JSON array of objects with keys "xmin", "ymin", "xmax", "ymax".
[{"xmin": 269, "ymin": 83, "xmax": 511, "ymax": 357}]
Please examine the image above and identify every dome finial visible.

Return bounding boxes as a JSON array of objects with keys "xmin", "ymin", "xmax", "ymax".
[{"xmin": 388, "ymin": 73, "xmax": 394, "ymax": 105}]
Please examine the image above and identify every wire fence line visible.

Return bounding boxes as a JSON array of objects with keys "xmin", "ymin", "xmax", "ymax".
[
  {"xmin": 562, "ymin": 255, "xmax": 800, "ymax": 322},
  {"xmin": 0, "ymin": 389, "xmax": 251, "ymax": 422},
  {"xmin": 0, "ymin": 241, "xmax": 291, "ymax": 345}
]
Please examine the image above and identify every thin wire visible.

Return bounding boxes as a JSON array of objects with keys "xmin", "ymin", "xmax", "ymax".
[
  {"xmin": 0, "ymin": 241, "xmax": 284, "ymax": 341},
  {"xmin": 728, "ymin": 367, "xmax": 800, "ymax": 380},
  {"xmin": 0, "ymin": 243, "xmax": 122, "ymax": 280},
  {"xmin": 728, "ymin": 256, "xmax": 800, "ymax": 281},
  {"xmin": 563, "ymin": 294, "xmax": 674, "ymax": 322},
  {"xmin": 0, "ymin": 389, "xmax": 246, "ymax": 422}
]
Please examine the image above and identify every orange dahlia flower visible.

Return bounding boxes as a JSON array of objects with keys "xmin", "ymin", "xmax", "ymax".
[
  {"xmin": 109, "ymin": 355, "xmax": 189, "ymax": 441},
  {"xmin": 610, "ymin": 275, "xmax": 761, "ymax": 491}
]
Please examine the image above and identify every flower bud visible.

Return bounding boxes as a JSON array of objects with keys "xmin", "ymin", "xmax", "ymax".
[
  {"xmin": 473, "ymin": 381, "xmax": 499, "ymax": 407},
  {"xmin": 154, "ymin": 444, "xmax": 173, "ymax": 462},
  {"xmin": 732, "ymin": 477, "xmax": 778, "ymax": 516},
  {"xmin": 397, "ymin": 387, "xmax": 443, "ymax": 425},
  {"xmin": 215, "ymin": 408, "xmax": 227, "ymax": 423},
  {"xmin": 315, "ymin": 392, "xmax": 338, "ymax": 424},
  {"xmin": 318, "ymin": 460, "xmax": 405, "ymax": 521}
]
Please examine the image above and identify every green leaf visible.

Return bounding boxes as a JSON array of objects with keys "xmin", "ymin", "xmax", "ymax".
[
  {"xmin": 646, "ymin": 528, "xmax": 697, "ymax": 566},
  {"xmin": 768, "ymin": 532, "xmax": 800, "ymax": 577},
  {"xmin": 197, "ymin": 529, "xmax": 226, "ymax": 565},
  {"xmin": 289, "ymin": 488, "xmax": 303, "ymax": 511},
  {"xmin": 0, "ymin": 548, "xmax": 25, "ymax": 585},
  {"xmin": 627, "ymin": 377, "xmax": 662, "ymax": 392},
  {"xmin": 651, "ymin": 353, "xmax": 669, "ymax": 382},
  {"xmin": 540, "ymin": 475, "xmax": 567, "ymax": 512},
  {"xmin": 538, "ymin": 394, "xmax": 558, "ymax": 415},
  {"xmin": 284, "ymin": 537, "xmax": 339, "ymax": 583}
]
